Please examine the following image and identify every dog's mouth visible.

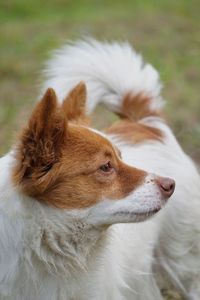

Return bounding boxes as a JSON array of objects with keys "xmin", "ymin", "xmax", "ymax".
[
  {"xmin": 113, "ymin": 207, "xmax": 161, "ymax": 222},
  {"xmin": 136, "ymin": 207, "xmax": 161, "ymax": 221},
  {"xmin": 135, "ymin": 207, "xmax": 161, "ymax": 216}
]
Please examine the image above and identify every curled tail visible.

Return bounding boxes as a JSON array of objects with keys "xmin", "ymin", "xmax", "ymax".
[{"xmin": 43, "ymin": 39, "xmax": 164, "ymax": 121}]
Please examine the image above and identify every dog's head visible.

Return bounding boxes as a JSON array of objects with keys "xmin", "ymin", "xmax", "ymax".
[{"xmin": 12, "ymin": 82, "xmax": 175, "ymax": 226}]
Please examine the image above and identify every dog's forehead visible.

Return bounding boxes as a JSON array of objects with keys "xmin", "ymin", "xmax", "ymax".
[{"xmin": 67, "ymin": 124, "xmax": 115, "ymax": 152}]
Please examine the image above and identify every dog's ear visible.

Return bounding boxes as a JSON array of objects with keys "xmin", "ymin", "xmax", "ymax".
[
  {"xmin": 62, "ymin": 81, "xmax": 88, "ymax": 124},
  {"xmin": 13, "ymin": 88, "xmax": 67, "ymax": 194}
]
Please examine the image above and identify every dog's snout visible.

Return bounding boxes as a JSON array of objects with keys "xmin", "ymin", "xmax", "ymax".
[{"xmin": 156, "ymin": 177, "xmax": 175, "ymax": 199}]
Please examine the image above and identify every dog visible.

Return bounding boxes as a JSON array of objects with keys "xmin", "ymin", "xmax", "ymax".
[{"xmin": 0, "ymin": 39, "xmax": 199, "ymax": 300}]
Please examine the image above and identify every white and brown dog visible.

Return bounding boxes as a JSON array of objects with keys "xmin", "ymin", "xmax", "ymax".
[{"xmin": 0, "ymin": 39, "xmax": 200, "ymax": 300}]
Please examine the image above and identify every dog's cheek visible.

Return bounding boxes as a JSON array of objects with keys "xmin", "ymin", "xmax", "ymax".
[{"xmin": 63, "ymin": 176, "xmax": 104, "ymax": 209}]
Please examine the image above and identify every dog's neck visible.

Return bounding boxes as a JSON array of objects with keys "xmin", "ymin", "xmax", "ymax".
[
  {"xmin": 0, "ymin": 153, "xmax": 106, "ymax": 284},
  {"xmin": 26, "ymin": 202, "xmax": 106, "ymax": 277}
]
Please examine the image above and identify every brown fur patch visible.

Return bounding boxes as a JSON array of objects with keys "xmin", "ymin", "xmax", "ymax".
[
  {"xmin": 12, "ymin": 88, "xmax": 147, "ymax": 209},
  {"xmin": 62, "ymin": 81, "xmax": 89, "ymax": 125},
  {"xmin": 105, "ymin": 92, "xmax": 163, "ymax": 144},
  {"xmin": 119, "ymin": 92, "xmax": 161, "ymax": 121},
  {"xmin": 106, "ymin": 120, "xmax": 163, "ymax": 144},
  {"xmin": 12, "ymin": 88, "xmax": 68, "ymax": 194}
]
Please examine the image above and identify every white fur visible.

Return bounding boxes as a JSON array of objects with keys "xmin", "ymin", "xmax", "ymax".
[
  {"xmin": 1, "ymin": 39, "xmax": 200, "ymax": 300},
  {"xmin": 86, "ymin": 174, "xmax": 167, "ymax": 226},
  {"xmin": 42, "ymin": 39, "xmax": 164, "ymax": 113}
]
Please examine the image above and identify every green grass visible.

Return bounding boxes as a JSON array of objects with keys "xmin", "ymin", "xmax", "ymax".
[{"xmin": 0, "ymin": 1, "xmax": 199, "ymax": 298}]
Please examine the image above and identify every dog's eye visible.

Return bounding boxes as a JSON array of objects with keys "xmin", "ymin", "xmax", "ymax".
[{"xmin": 99, "ymin": 162, "xmax": 113, "ymax": 173}]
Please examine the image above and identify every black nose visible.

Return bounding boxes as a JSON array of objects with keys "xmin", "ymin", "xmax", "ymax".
[{"xmin": 156, "ymin": 177, "xmax": 175, "ymax": 199}]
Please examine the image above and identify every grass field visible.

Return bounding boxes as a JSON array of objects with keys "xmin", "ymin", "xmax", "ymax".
[{"xmin": 0, "ymin": 1, "xmax": 199, "ymax": 298}]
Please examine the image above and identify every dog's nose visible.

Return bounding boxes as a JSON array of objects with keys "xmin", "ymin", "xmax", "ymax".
[{"xmin": 156, "ymin": 177, "xmax": 175, "ymax": 199}]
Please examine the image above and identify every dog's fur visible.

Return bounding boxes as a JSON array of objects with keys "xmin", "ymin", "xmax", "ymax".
[{"xmin": 0, "ymin": 39, "xmax": 200, "ymax": 300}]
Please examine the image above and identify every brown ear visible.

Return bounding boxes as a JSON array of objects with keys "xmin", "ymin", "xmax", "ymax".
[
  {"xmin": 62, "ymin": 81, "xmax": 88, "ymax": 124},
  {"xmin": 13, "ymin": 88, "xmax": 67, "ymax": 192}
]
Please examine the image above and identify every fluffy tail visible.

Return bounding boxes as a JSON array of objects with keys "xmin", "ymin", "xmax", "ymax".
[{"xmin": 43, "ymin": 39, "xmax": 164, "ymax": 120}]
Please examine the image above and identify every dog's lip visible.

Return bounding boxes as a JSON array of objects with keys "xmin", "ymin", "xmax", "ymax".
[
  {"xmin": 134, "ymin": 207, "xmax": 161, "ymax": 216},
  {"xmin": 114, "ymin": 207, "xmax": 161, "ymax": 217}
]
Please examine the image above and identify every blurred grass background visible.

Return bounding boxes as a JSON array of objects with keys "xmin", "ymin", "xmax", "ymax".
[
  {"xmin": 0, "ymin": 0, "xmax": 200, "ymax": 163},
  {"xmin": 0, "ymin": 1, "xmax": 199, "ymax": 299}
]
